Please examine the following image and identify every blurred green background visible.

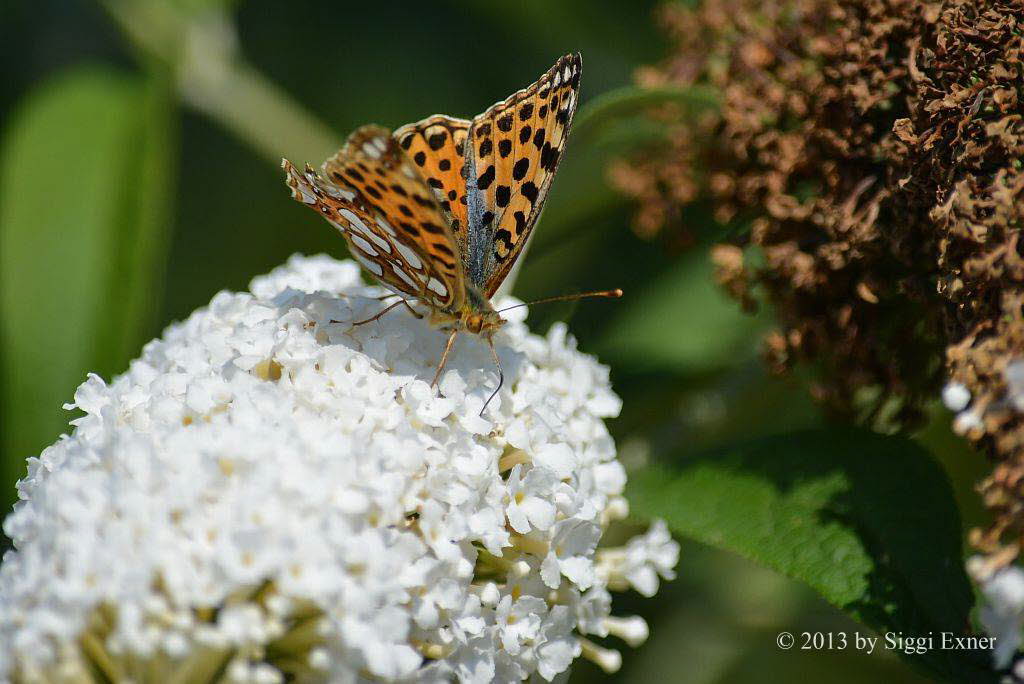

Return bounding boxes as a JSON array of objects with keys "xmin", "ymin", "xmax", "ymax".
[{"xmin": 0, "ymin": 0, "xmax": 993, "ymax": 681}]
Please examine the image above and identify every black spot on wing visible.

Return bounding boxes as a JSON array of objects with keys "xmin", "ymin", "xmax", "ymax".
[
  {"xmin": 513, "ymin": 210, "xmax": 527, "ymax": 233},
  {"xmin": 477, "ymin": 165, "xmax": 495, "ymax": 190},
  {"xmin": 495, "ymin": 228, "xmax": 513, "ymax": 255},
  {"xmin": 513, "ymin": 158, "xmax": 529, "ymax": 181},
  {"xmin": 496, "ymin": 185, "xmax": 511, "ymax": 207},
  {"xmin": 420, "ymin": 221, "xmax": 447, "ymax": 234},
  {"xmin": 428, "ymin": 132, "xmax": 447, "ymax": 150},
  {"xmin": 540, "ymin": 143, "xmax": 559, "ymax": 171},
  {"xmin": 521, "ymin": 182, "xmax": 539, "ymax": 203},
  {"xmin": 433, "ymin": 242, "xmax": 456, "ymax": 258}
]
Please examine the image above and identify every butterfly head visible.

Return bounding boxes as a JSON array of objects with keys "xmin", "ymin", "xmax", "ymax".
[
  {"xmin": 461, "ymin": 285, "xmax": 505, "ymax": 335},
  {"xmin": 462, "ymin": 309, "xmax": 504, "ymax": 335}
]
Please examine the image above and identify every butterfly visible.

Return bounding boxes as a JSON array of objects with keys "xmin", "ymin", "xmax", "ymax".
[{"xmin": 282, "ymin": 53, "xmax": 618, "ymax": 412}]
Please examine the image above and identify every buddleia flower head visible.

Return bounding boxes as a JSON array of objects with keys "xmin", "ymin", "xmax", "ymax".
[{"xmin": 0, "ymin": 254, "xmax": 678, "ymax": 683}]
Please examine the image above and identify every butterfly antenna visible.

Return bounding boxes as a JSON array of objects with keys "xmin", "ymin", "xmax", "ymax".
[
  {"xmin": 496, "ymin": 289, "xmax": 623, "ymax": 314},
  {"xmin": 481, "ymin": 336, "xmax": 504, "ymax": 417}
]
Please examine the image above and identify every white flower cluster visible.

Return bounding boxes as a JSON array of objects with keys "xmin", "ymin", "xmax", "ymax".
[
  {"xmin": 0, "ymin": 255, "xmax": 678, "ymax": 683},
  {"xmin": 947, "ymin": 373, "xmax": 1024, "ymax": 674},
  {"xmin": 968, "ymin": 556, "xmax": 1024, "ymax": 672},
  {"xmin": 942, "ymin": 381, "xmax": 980, "ymax": 435}
]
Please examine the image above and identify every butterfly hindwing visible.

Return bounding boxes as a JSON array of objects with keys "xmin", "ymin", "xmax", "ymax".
[
  {"xmin": 394, "ymin": 115, "xmax": 471, "ymax": 252},
  {"xmin": 282, "ymin": 125, "xmax": 463, "ymax": 311},
  {"xmin": 467, "ymin": 53, "xmax": 582, "ymax": 297}
]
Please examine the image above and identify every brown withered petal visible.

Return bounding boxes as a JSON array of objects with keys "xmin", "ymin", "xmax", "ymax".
[{"xmin": 613, "ymin": 0, "xmax": 1024, "ymax": 563}]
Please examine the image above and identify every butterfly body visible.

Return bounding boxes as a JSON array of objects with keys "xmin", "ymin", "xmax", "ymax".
[
  {"xmin": 283, "ymin": 53, "xmax": 583, "ymax": 406},
  {"xmin": 437, "ymin": 284, "xmax": 503, "ymax": 335}
]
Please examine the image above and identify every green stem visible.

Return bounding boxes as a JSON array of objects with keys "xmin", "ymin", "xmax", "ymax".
[
  {"xmin": 99, "ymin": 0, "xmax": 338, "ymax": 164},
  {"xmin": 186, "ymin": 60, "xmax": 340, "ymax": 164},
  {"xmin": 572, "ymin": 84, "xmax": 720, "ymax": 145}
]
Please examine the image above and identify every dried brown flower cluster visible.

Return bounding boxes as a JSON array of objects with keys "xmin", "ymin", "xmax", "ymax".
[{"xmin": 612, "ymin": 0, "xmax": 1024, "ymax": 556}]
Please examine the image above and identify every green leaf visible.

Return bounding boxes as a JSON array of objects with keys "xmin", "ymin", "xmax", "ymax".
[
  {"xmin": 627, "ymin": 429, "xmax": 992, "ymax": 682},
  {"xmin": 0, "ymin": 65, "xmax": 176, "ymax": 503},
  {"xmin": 98, "ymin": 65, "xmax": 177, "ymax": 369},
  {"xmin": 594, "ymin": 246, "xmax": 767, "ymax": 373}
]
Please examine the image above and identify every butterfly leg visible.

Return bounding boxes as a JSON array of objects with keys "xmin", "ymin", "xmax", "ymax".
[
  {"xmin": 399, "ymin": 299, "xmax": 423, "ymax": 319},
  {"xmin": 330, "ymin": 294, "xmax": 394, "ymax": 323},
  {"xmin": 372, "ymin": 294, "xmax": 422, "ymax": 318},
  {"xmin": 351, "ymin": 299, "xmax": 409, "ymax": 327},
  {"xmin": 333, "ymin": 296, "xmax": 422, "ymax": 325},
  {"xmin": 432, "ymin": 329, "xmax": 459, "ymax": 387}
]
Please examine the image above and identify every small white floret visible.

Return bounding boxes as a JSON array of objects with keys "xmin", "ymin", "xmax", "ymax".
[{"xmin": 941, "ymin": 382, "xmax": 971, "ymax": 412}]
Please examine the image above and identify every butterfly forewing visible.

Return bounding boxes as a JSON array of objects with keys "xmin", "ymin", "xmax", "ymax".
[
  {"xmin": 468, "ymin": 53, "xmax": 582, "ymax": 297},
  {"xmin": 282, "ymin": 124, "xmax": 463, "ymax": 311}
]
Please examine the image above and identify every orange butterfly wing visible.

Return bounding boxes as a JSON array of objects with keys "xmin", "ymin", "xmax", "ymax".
[
  {"xmin": 468, "ymin": 53, "xmax": 582, "ymax": 297},
  {"xmin": 282, "ymin": 125, "xmax": 463, "ymax": 311},
  {"xmin": 393, "ymin": 115, "xmax": 471, "ymax": 250}
]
